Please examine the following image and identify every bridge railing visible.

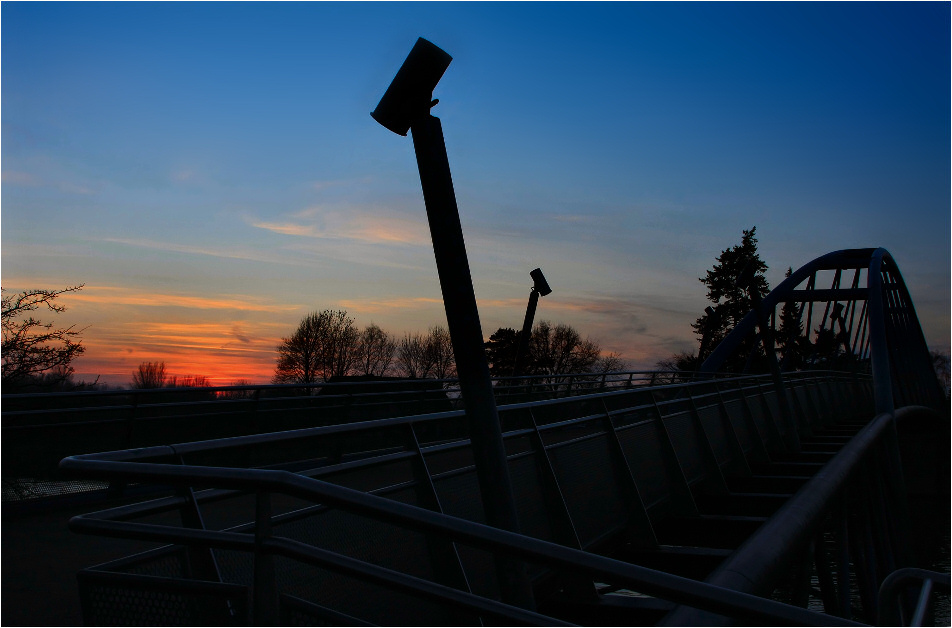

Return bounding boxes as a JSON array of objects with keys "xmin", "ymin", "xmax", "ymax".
[
  {"xmin": 661, "ymin": 404, "xmax": 940, "ymax": 625},
  {"xmin": 1, "ymin": 370, "xmax": 724, "ymax": 503},
  {"xmin": 62, "ymin": 371, "xmax": 874, "ymax": 625}
]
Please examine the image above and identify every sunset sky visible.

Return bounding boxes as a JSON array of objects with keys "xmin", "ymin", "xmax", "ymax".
[{"xmin": 3, "ymin": 2, "xmax": 949, "ymax": 387}]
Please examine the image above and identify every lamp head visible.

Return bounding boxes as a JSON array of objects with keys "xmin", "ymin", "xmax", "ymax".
[
  {"xmin": 371, "ymin": 38, "xmax": 452, "ymax": 136},
  {"xmin": 530, "ymin": 268, "xmax": 552, "ymax": 297}
]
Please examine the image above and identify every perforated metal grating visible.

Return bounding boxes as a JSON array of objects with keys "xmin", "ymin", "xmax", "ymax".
[
  {"xmin": 84, "ymin": 583, "xmax": 198, "ymax": 626},
  {"xmin": 79, "ymin": 571, "xmax": 248, "ymax": 626}
]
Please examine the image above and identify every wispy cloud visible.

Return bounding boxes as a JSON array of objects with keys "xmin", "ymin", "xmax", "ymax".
[
  {"xmin": 2, "ymin": 171, "xmax": 40, "ymax": 186},
  {"xmin": 250, "ymin": 206, "xmax": 430, "ymax": 246},
  {"xmin": 336, "ymin": 296, "xmax": 444, "ymax": 314},
  {"xmin": 68, "ymin": 285, "xmax": 299, "ymax": 313},
  {"xmin": 310, "ymin": 176, "xmax": 372, "ymax": 191},
  {"xmin": 98, "ymin": 237, "xmax": 307, "ymax": 266},
  {"xmin": 1, "ymin": 170, "xmax": 97, "ymax": 194}
]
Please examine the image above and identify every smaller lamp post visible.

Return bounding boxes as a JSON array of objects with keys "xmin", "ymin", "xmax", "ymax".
[{"xmin": 512, "ymin": 268, "xmax": 552, "ymax": 377}]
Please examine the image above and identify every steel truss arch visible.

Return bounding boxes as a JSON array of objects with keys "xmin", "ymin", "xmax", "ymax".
[{"xmin": 699, "ymin": 247, "xmax": 944, "ymax": 412}]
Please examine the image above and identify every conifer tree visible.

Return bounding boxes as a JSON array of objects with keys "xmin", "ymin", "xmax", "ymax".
[
  {"xmin": 777, "ymin": 267, "xmax": 810, "ymax": 368},
  {"xmin": 691, "ymin": 227, "xmax": 769, "ymax": 371}
]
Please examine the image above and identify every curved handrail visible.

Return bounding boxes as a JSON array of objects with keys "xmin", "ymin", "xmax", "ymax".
[{"xmin": 61, "ymin": 441, "xmax": 861, "ymax": 627}]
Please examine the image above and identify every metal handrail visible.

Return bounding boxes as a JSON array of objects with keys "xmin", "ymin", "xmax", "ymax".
[
  {"xmin": 61, "ymin": 371, "xmax": 871, "ymax": 625},
  {"xmin": 661, "ymin": 405, "xmax": 941, "ymax": 625},
  {"xmin": 878, "ymin": 567, "xmax": 952, "ymax": 626},
  {"xmin": 56, "ymin": 372, "xmax": 841, "ymax": 461},
  {"xmin": 63, "ymin": 446, "xmax": 861, "ymax": 626}
]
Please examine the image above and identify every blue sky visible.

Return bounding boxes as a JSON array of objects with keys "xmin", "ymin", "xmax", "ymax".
[{"xmin": 3, "ymin": 2, "xmax": 949, "ymax": 385}]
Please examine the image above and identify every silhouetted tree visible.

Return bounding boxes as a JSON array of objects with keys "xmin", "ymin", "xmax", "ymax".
[
  {"xmin": 931, "ymin": 350, "xmax": 950, "ymax": 398},
  {"xmin": 427, "ymin": 325, "xmax": 456, "ymax": 379},
  {"xmin": 485, "ymin": 322, "xmax": 618, "ymax": 379},
  {"xmin": 273, "ymin": 310, "xmax": 360, "ymax": 384},
  {"xmin": 397, "ymin": 332, "xmax": 433, "ymax": 378},
  {"xmin": 354, "ymin": 324, "xmax": 397, "ymax": 377},
  {"xmin": 485, "ymin": 327, "xmax": 520, "ymax": 377},
  {"xmin": 596, "ymin": 351, "xmax": 627, "ymax": 373},
  {"xmin": 651, "ymin": 351, "xmax": 699, "ymax": 384},
  {"xmin": 691, "ymin": 227, "xmax": 769, "ymax": 372},
  {"xmin": 2, "ymin": 285, "xmax": 88, "ymax": 390},
  {"xmin": 167, "ymin": 375, "xmax": 211, "ymax": 388},
  {"xmin": 132, "ymin": 361, "xmax": 168, "ymax": 389},
  {"xmin": 530, "ymin": 320, "xmax": 602, "ymax": 376},
  {"xmin": 776, "ymin": 267, "xmax": 808, "ymax": 369},
  {"xmin": 395, "ymin": 326, "xmax": 455, "ymax": 379}
]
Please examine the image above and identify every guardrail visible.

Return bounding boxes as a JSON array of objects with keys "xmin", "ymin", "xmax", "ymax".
[
  {"xmin": 61, "ymin": 371, "xmax": 879, "ymax": 625},
  {"xmin": 1, "ymin": 370, "xmax": 720, "ymax": 503},
  {"xmin": 878, "ymin": 567, "xmax": 952, "ymax": 626}
]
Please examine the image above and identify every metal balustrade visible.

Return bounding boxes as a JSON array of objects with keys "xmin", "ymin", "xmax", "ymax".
[
  {"xmin": 62, "ymin": 371, "xmax": 889, "ymax": 625},
  {"xmin": 3, "ymin": 371, "xmax": 683, "ymax": 503}
]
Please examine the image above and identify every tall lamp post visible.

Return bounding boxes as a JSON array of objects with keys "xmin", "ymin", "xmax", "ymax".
[
  {"xmin": 371, "ymin": 37, "xmax": 534, "ymax": 609},
  {"xmin": 512, "ymin": 268, "xmax": 552, "ymax": 376}
]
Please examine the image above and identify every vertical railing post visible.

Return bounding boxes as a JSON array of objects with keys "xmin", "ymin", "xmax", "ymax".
[
  {"xmin": 253, "ymin": 489, "xmax": 278, "ymax": 625},
  {"xmin": 749, "ymin": 288, "xmax": 801, "ymax": 452},
  {"xmin": 835, "ymin": 496, "xmax": 853, "ymax": 621}
]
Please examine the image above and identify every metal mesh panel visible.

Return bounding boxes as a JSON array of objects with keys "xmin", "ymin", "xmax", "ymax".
[
  {"xmin": 663, "ymin": 412, "xmax": 705, "ymax": 485},
  {"xmin": 214, "ymin": 549, "xmax": 254, "ymax": 586},
  {"xmin": 78, "ymin": 571, "xmax": 248, "ymax": 626},
  {"xmin": 322, "ymin": 458, "xmax": 416, "ymax": 493},
  {"xmin": 124, "ymin": 547, "xmax": 189, "ymax": 579},
  {"xmin": 280, "ymin": 594, "xmax": 373, "ymax": 626},
  {"xmin": 271, "ymin": 491, "xmax": 433, "ymax": 580},
  {"xmin": 423, "ymin": 444, "xmax": 474, "ymax": 477},
  {"xmin": 433, "ymin": 471, "xmax": 486, "ymax": 525},
  {"xmin": 695, "ymin": 404, "xmax": 732, "ymax": 468},
  {"xmin": 745, "ymin": 392, "xmax": 773, "ymax": 445},
  {"xmin": 546, "ymin": 434, "xmax": 626, "ymax": 549},
  {"xmin": 609, "ymin": 405, "xmax": 655, "ymax": 428},
  {"xmin": 808, "ymin": 386, "xmax": 828, "ymax": 424},
  {"xmin": 617, "ymin": 421, "xmax": 672, "ymax": 515},
  {"xmin": 761, "ymin": 391, "xmax": 783, "ymax": 437},
  {"xmin": 432, "ymin": 471, "xmax": 499, "ymax": 600},
  {"xmin": 508, "ymin": 454, "xmax": 555, "ymax": 544},
  {"xmin": 794, "ymin": 386, "xmax": 814, "ymax": 425},
  {"xmin": 2, "ymin": 477, "xmax": 110, "ymax": 501},
  {"xmin": 722, "ymin": 399, "xmax": 755, "ymax": 456},
  {"xmin": 271, "ymin": 555, "xmax": 471, "ymax": 625}
]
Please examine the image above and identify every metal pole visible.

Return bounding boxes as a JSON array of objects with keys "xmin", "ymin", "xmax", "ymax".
[
  {"xmin": 410, "ymin": 110, "xmax": 534, "ymax": 611},
  {"xmin": 372, "ymin": 38, "xmax": 534, "ymax": 609},
  {"xmin": 512, "ymin": 288, "xmax": 539, "ymax": 376}
]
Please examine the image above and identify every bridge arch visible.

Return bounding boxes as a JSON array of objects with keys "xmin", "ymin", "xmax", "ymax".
[{"xmin": 700, "ymin": 247, "xmax": 944, "ymax": 413}]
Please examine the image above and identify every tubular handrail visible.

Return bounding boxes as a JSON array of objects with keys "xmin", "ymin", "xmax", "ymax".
[
  {"xmin": 62, "ymin": 442, "xmax": 862, "ymax": 626},
  {"xmin": 57, "ymin": 371, "xmax": 842, "ymax": 462},
  {"xmin": 661, "ymin": 405, "xmax": 941, "ymax": 625},
  {"xmin": 878, "ymin": 567, "xmax": 952, "ymax": 626},
  {"xmin": 3, "ymin": 370, "xmax": 688, "ymax": 404}
]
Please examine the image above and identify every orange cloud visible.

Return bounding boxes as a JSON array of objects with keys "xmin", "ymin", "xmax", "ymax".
[
  {"xmin": 67, "ymin": 285, "xmax": 299, "ymax": 313},
  {"xmin": 251, "ymin": 207, "xmax": 429, "ymax": 246},
  {"xmin": 74, "ymin": 318, "xmax": 286, "ymax": 386}
]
